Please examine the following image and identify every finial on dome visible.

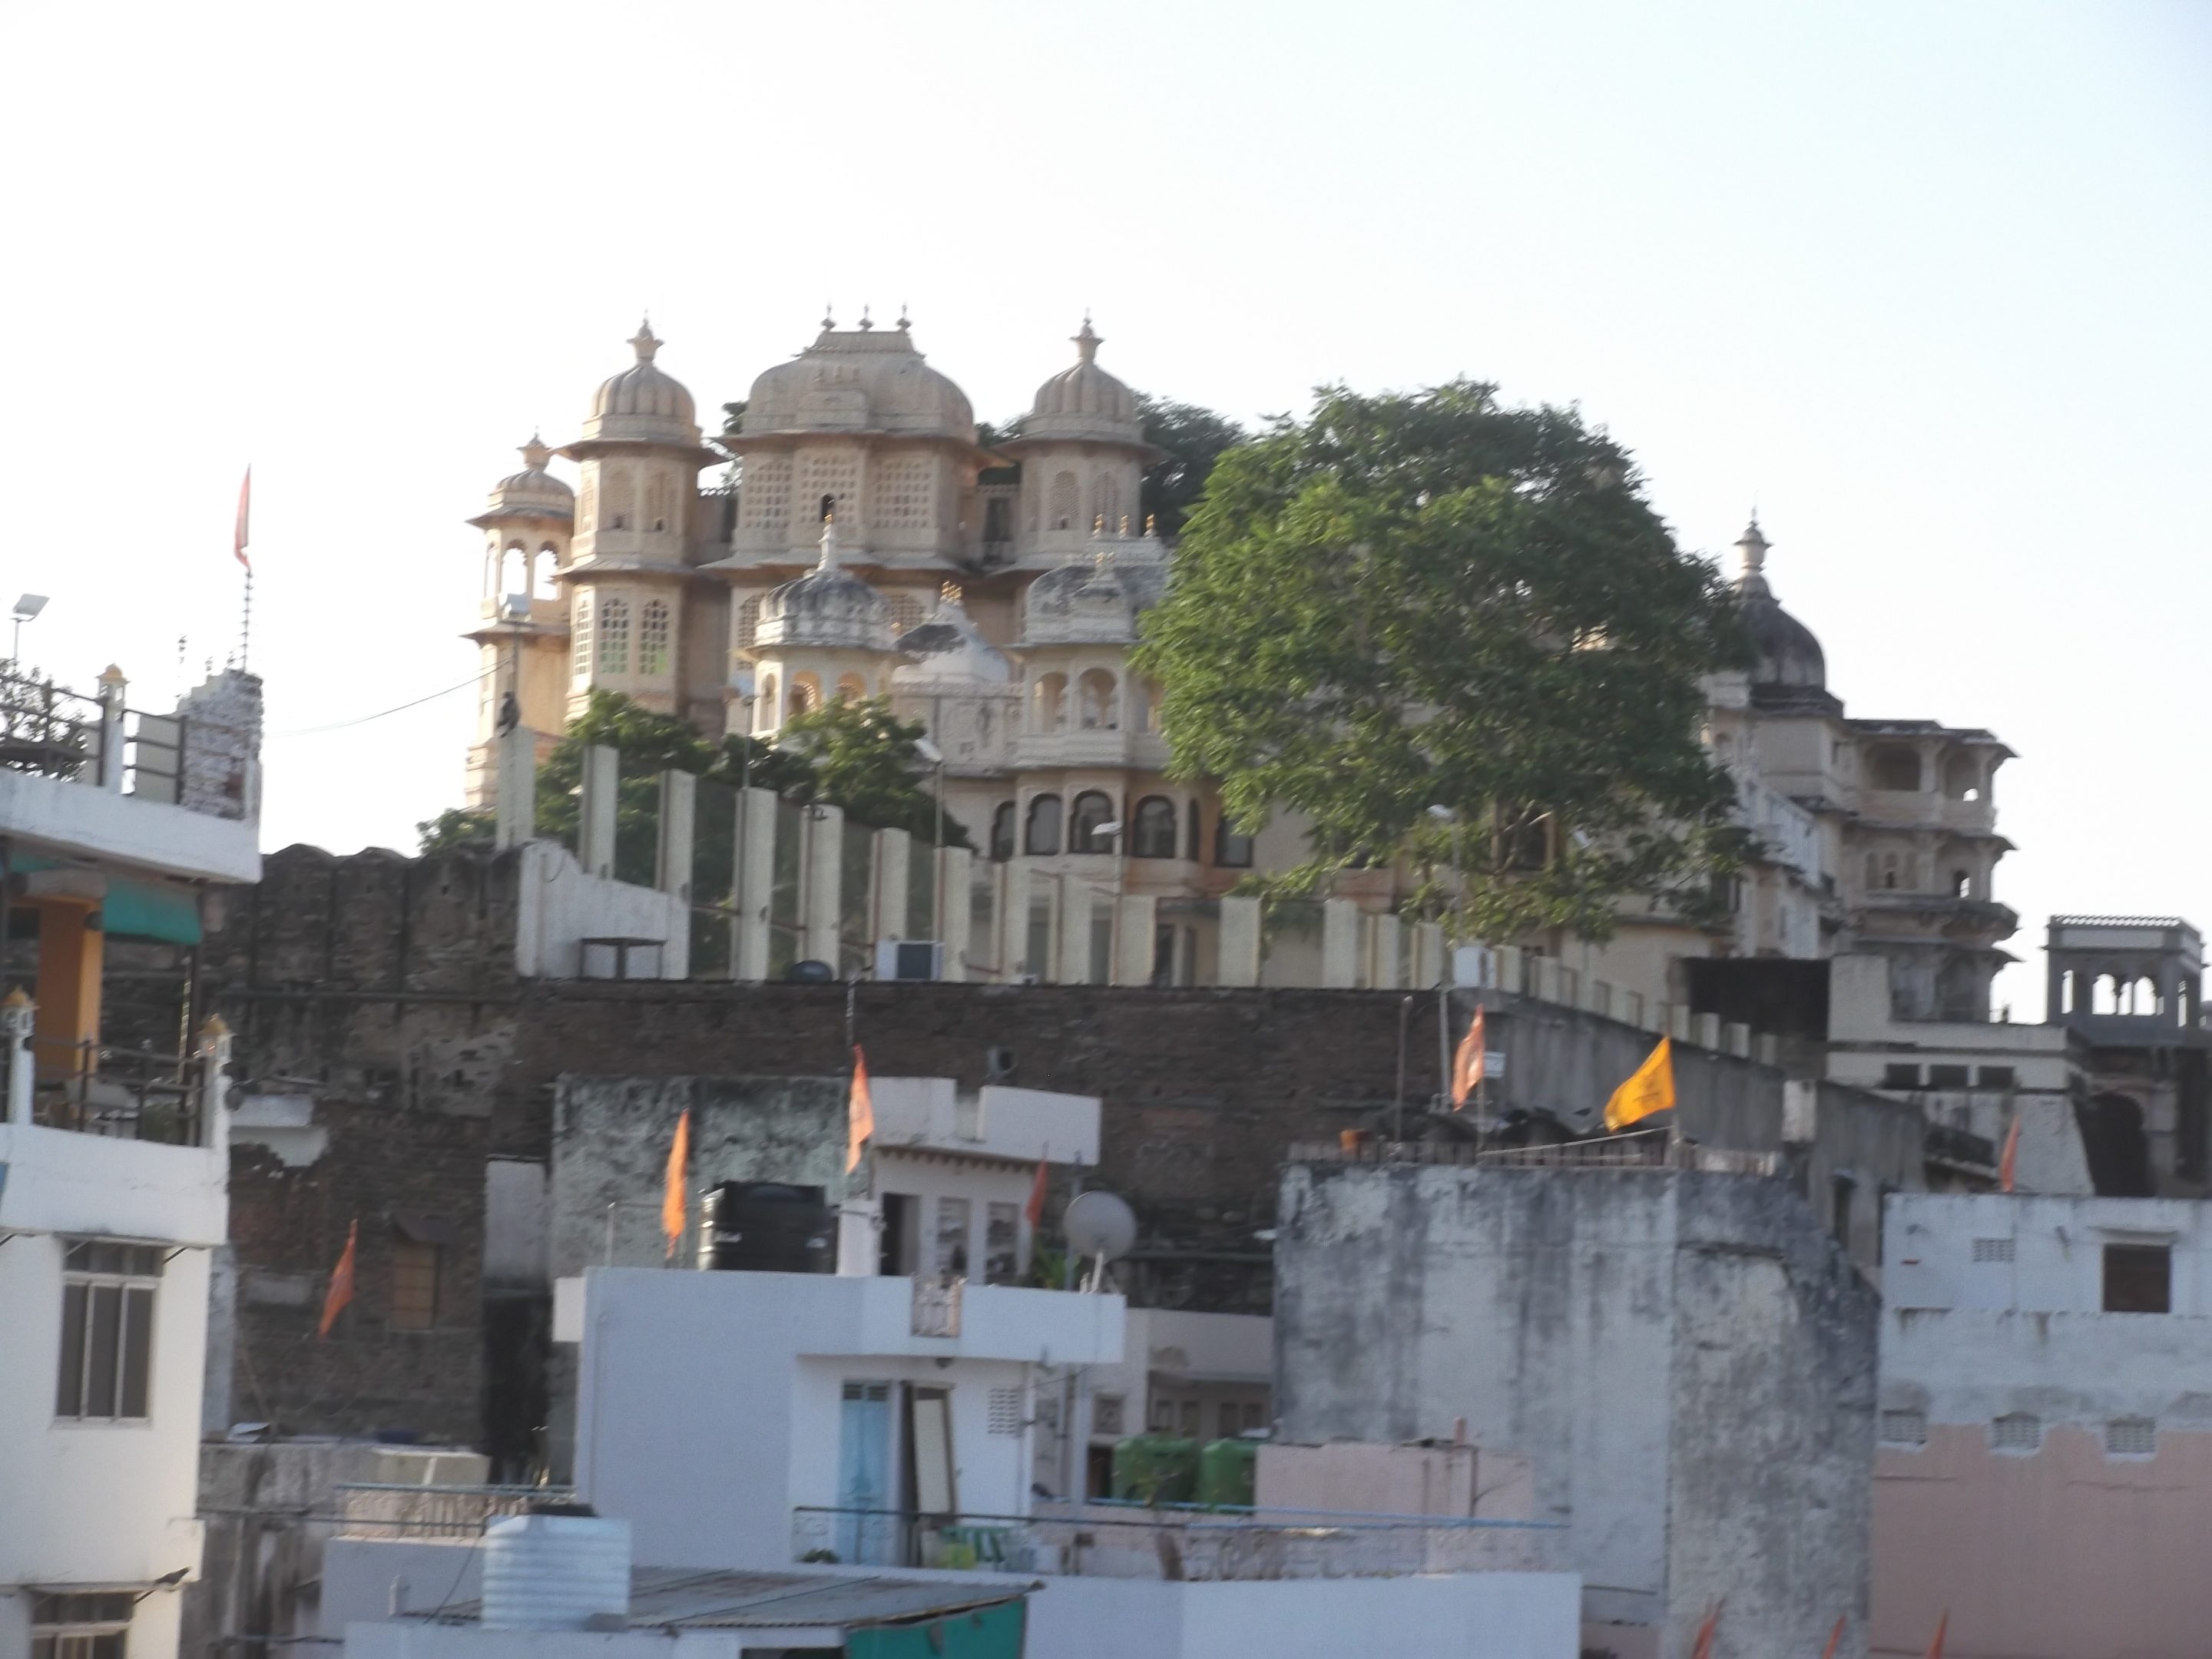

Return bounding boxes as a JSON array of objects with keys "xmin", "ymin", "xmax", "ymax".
[
  {"xmin": 1734, "ymin": 515, "xmax": 1772, "ymax": 594},
  {"xmin": 817, "ymin": 512, "xmax": 842, "ymax": 571},
  {"xmin": 897, "ymin": 303, "xmax": 911, "ymax": 332},
  {"xmin": 520, "ymin": 433, "xmax": 552, "ymax": 471},
  {"xmin": 630, "ymin": 318, "xmax": 661, "ymax": 362},
  {"xmin": 821, "ymin": 302, "xmax": 836, "ymax": 331},
  {"xmin": 859, "ymin": 304, "xmax": 874, "ymax": 333},
  {"xmin": 1074, "ymin": 315, "xmax": 1101, "ymax": 363}
]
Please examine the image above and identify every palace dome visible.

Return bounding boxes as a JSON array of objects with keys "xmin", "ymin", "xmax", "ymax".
[
  {"xmin": 580, "ymin": 321, "xmax": 700, "ymax": 448},
  {"xmin": 742, "ymin": 315, "xmax": 974, "ymax": 441}
]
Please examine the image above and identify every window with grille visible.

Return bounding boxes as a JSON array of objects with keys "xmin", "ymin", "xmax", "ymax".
[
  {"xmin": 1991, "ymin": 1412, "xmax": 2041, "ymax": 1452},
  {"xmin": 1879, "ymin": 1409, "xmax": 1928, "ymax": 1446},
  {"xmin": 602, "ymin": 465, "xmax": 634, "ymax": 531},
  {"xmin": 389, "ymin": 1240, "xmax": 439, "ymax": 1331},
  {"xmin": 32, "ymin": 1592, "xmax": 132, "ymax": 1659},
  {"xmin": 1048, "ymin": 471, "xmax": 1078, "ymax": 530},
  {"xmin": 988, "ymin": 1386, "xmax": 1024, "ymax": 1436},
  {"xmin": 571, "ymin": 594, "xmax": 593, "ymax": 683},
  {"xmin": 56, "ymin": 1241, "xmax": 162, "ymax": 1422},
  {"xmin": 598, "ymin": 597, "xmax": 631, "ymax": 674},
  {"xmin": 870, "ymin": 457, "xmax": 934, "ymax": 529},
  {"xmin": 933, "ymin": 1197, "xmax": 971, "ymax": 1278},
  {"xmin": 2107, "ymin": 1417, "xmax": 2157, "ymax": 1456},
  {"xmin": 645, "ymin": 470, "xmax": 673, "ymax": 533},
  {"xmin": 1972, "ymin": 1237, "xmax": 2015, "ymax": 1263},
  {"xmin": 639, "ymin": 600, "xmax": 671, "ymax": 677},
  {"xmin": 797, "ymin": 452, "xmax": 860, "ymax": 529},
  {"xmin": 984, "ymin": 1202, "xmax": 1018, "ymax": 1284},
  {"xmin": 1093, "ymin": 1393, "xmax": 1125, "ymax": 1437},
  {"xmin": 886, "ymin": 593, "xmax": 926, "ymax": 637},
  {"xmin": 740, "ymin": 456, "xmax": 791, "ymax": 530}
]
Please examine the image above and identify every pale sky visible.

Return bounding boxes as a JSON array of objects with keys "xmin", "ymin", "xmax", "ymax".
[{"xmin": 3, "ymin": 1, "xmax": 2206, "ymax": 1014}]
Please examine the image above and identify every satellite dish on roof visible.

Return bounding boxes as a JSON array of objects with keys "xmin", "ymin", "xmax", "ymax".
[
  {"xmin": 785, "ymin": 959, "xmax": 835, "ymax": 984},
  {"xmin": 1063, "ymin": 1190, "xmax": 1137, "ymax": 1292}
]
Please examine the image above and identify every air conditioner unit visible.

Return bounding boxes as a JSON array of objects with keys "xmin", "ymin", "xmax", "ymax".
[{"xmin": 875, "ymin": 939, "xmax": 945, "ymax": 982}]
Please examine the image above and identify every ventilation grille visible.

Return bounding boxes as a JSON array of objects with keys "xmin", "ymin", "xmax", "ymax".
[
  {"xmin": 2107, "ymin": 1417, "xmax": 2157, "ymax": 1456},
  {"xmin": 1973, "ymin": 1237, "xmax": 2016, "ymax": 1263},
  {"xmin": 1092, "ymin": 1393, "xmax": 1126, "ymax": 1438},
  {"xmin": 1991, "ymin": 1412, "xmax": 2041, "ymax": 1452},
  {"xmin": 988, "ymin": 1387, "xmax": 1025, "ymax": 1437},
  {"xmin": 1879, "ymin": 1409, "xmax": 1928, "ymax": 1447}
]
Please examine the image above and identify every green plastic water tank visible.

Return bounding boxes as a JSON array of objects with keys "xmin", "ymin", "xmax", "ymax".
[
  {"xmin": 1111, "ymin": 1435, "xmax": 1200, "ymax": 1504},
  {"xmin": 1195, "ymin": 1437, "xmax": 1259, "ymax": 1508}
]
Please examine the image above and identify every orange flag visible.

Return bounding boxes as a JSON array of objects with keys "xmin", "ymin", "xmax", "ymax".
[
  {"xmin": 1604, "ymin": 1037, "xmax": 1676, "ymax": 1132},
  {"xmin": 1450, "ymin": 1006, "xmax": 1487, "ymax": 1110},
  {"xmin": 846, "ymin": 1046, "xmax": 876, "ymax": 1174},
  {"xmin": 1925, "ymin": 1610, "xmax": 1948, "ymax": 1659},
  {"xmin": 662, "ymin": 1108, "xmax": 692, "ymax": 1260},
  {"xmin": 1024, "ymin": 1157, "xmax": 1051, "ymax": 1228},
  {"xmin": 1820, "ymin": 1614, "xmax": 1845, "ymax": 1659},
  {"xmin": 1690, "ymin": 1599, "xmax": 1723, "ymax": 1659},
  {"xmin": 1998, "ymin": 1114, "xmax": 2021, "ymax": 1192},
  {"xmin": 317, "ymin": 1220, "xmax": 357, "ymax": 1339}
]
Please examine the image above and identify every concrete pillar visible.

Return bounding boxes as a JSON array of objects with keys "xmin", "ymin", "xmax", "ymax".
[
  {"xmin": 1366, "ymin": 914, "xmax": 1403, "ymax": 990},
  {"xmin": 96, "ymin": 667, "xmax": 127, "ymax": 792},
  {"xmin": 656, "ymin": 770, "xmax": 696, "ymax": 902},
  {"xmin": 197, "ymin": 1015, "xmax": 233, "ymax": 1155},
  {"xmin": 1531, "ymin": 957, "xmax": 1564, "ymax": 1005},
  {"xmin": 873, "ymin": 827, "xmax": 912, "ymax": 944},
  {"xmin": 1217, "ymin": 896, "xmax": 1263, "ymax": 988},
  {"xmin": 1588, "ymin": 979, "xmax": 1613, "ymax": 1019},
  {"xmin": 940, "ymin": 846, "xmax": 975, "ymax": 982},
  {"xmin": 1624, "ymin": 991, "xmax": 1646, "ymax": 1028},
  {"xmin": 997, "ymin": 860, "xmax": 1032, "ymax": 980},
  {"xmin": 731, "ymin": 787, "xmax": 776, "ymax": 982},
  {"xmin": 1320, "ymin": 899, "xmax": 1359, "ymax": 988},
  {"xmin": 1113, "ymin": 893, "xmax": 1157, "ymax": 985},
  {"xmin": 2, "ymin": 988, "xmax": 33, "ymax": 1125},
  {"xmin": 495, "ymin": 725, "xmax": 536, "ymax": 849},
  {"xmin": 1691, "ymin": 1012, "xmax": 1721, "ymax": 1051},
  {"xmin": 578, "ymin": 743, "xmax": 619, "ymax": 877},
  {"xmin": 1056, "ymin": 875, "xmax": 1093, "ymax": 986},
  {"xmin": 836, "ymin": 1198, "xmax": 880, "ymax": 1277},
  {"xmin": 802, "ymin": 803, "xmax": 843, "ymax": 969},
  {"xmin": 1411, "ymin": 922, "xmax": 1445, "ymax": 989},
  {"xmin": 1723, "ymin": 1020, "xmax": 1751, "ymax": 1058},
  {"xmin": 34, "ymin": 902, "xmax": 102, "ymax": 1079},
  {"xmin": 1493, "ymin": 944, "xmax": 1524, "ymax": 995}
]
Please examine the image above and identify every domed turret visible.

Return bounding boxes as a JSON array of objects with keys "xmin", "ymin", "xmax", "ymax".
[
  {"xmin": 1734, "ymin": 519, "xmax": 1840, "ymax": 714},
  {"xmin": 1022, "ymin": 318, "xmax": 1144, "ymax": 445},
  {"xmin": 1021, "ymin": 547, "xmax": 1141, "ymax": 647},
  {"xmin": 755, "ymin": 518, "xmax": 894, "ymax": 651},
  {"xmin": 580, "ymin": 320, "xmax": 700, "ymax": 448},
  {"xmin": 742, "ymin": 313, "xmax": 975, "ymax": 440},
  {"xmin": 474, "ymin": 435, "xmax": 573, "ymax": 525},
  {"xmin": 893, "ymin": 585, "xmax": 1012, "ymax": 688}
]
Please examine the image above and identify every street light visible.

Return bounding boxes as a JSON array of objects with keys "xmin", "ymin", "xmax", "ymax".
[
  {"xmin": 914, "ymin": 737, "xmax": 946, "ymax": 940},
  {"xmin": 12, "ymin": 594, "xmax": 48, "ymax": 664}
]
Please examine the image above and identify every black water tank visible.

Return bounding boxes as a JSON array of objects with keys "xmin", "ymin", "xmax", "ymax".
[{"xmin": 698, "ymin": 1181, "xmax": 834, "ymax": 1273}]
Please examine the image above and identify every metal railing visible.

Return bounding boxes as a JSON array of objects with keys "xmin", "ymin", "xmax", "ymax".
[
  {"xmin": 29, "ymin": 1037, "xmax": 206, "ymax": 1145},
  {"xmin": 1289, "ymin": 1129, "xmax": 1784, "ymax": 1177},
  {"xmin": 335, "ymin": 1483, "xmax": 577, "ymax": 1539},
  {"xmin": 0, "ymin": 664, "xmax": 237, "ymax": 815},
  {"xmin": 0, "ymin": 669, "xmax": 102, "ymax": 780},
  {"xmin": 791, "ymin": 1502, "xmax": 1564, "ymax": 1580}
]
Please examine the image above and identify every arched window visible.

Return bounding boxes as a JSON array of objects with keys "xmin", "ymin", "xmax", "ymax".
[
  {"xmin": 789, "ymin": 672, "xmax": 820, "ymax": 717},
  {"xmin": 735, "ymin": 595, "xmax": 763, "ymax": 649},
  {"xmin": 1135, "ymin": 680, "xmax": 1163, "ymax": 735},
  {"xmin": 1131, "ymin": 796, "xmax": 1177, "ymax": 859},
  {"xmin": 535, "ymin": 544, "xmax": 562, "ymax": 598},
  {"xmin": 1032, "ymin": 674, "xmax": 1066, "ymax": 733},
  {"xmin": 1078, "ymin": 669, "xmax": 1118, "ymax": 730},
  {"xmin": 598, "ymin": 597, "xmax": 631, "ymax": 674},
  {"xmin": 1869, "ymin": 744, "xmax": 1921, "ymax": 791},
  {"xmin": 835, "ymin": 673, "xmax": 866, "ymax": 703},
  {"xmin": 498, "ymin": 543, "xmax": 530, "ymax": 598},
  {"xmin": 570, "ymin": 592, "xmax": 593, "ymax": 684},
  {"xmin": 1049, "ymin": 471, "xmax": 1078, "ymax": 531},
  {"xmin": 639, "ymin": 600, "xmax": 671, "ymax": 677},
  {"xmin": 645, "ymin": 470, "xmax": 673, "ymax": 534},
  {"xmin": 1942, "ymin": 753, "xmax": 1980, "ymax": 800},
  {"xmin": 1025, "ymin": 793, "xmax": 1063, "ymax": 856},
  {"xmin": 1071, "ymin": 790, "xmax": 1117, "ymax": 853},
  {"xmin": 1952, "ymin": 868, "xmax": 1971, "ymax": 899},
  {"xmin": 990, "ymin": 802, "xmax": 1016, "ymax": 862},
  {"xmin": 1090, "ymin": 473, "xmax": 1122, "ymax": 535},
  {"xmin": 1214, "ymin": 816, "xmax": 1255, "ymax": 869},
  {"xmin": 604, "ymin": 465, "xmax": 634, "ymax": 531},
  {"xmin": 757, "ymin": 674, "xmax": 778, "ymax": 730}
]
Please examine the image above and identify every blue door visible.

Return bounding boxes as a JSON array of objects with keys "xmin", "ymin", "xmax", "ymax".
[{"xmin": 837, "ymin": 1380, "xmax": 895, "ymax": 1565}]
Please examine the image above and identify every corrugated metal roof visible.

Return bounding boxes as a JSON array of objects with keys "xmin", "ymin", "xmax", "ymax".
[{"xmin": 429, "ymin": 1567, "xmax": 1034, "ymax": 1632}]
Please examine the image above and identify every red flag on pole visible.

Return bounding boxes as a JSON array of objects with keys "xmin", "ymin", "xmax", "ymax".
[
  {"xmin": 1024, "ymin": 1157, "xmax": 1051, "ymax": 1228},
  {"xmin": 662, "ymin": 1108, "xmax": 692, "ymax": 1260},
  {"xmin": 1450, "ymin": 1005, "xmax": 1487, "ymax": 1110},
  {"xmin": 317, "ymin": 1219, "xmax": 357, "ymax": 1339},
  {"xmin": 1998, "ymin": 1114, "xmax": 2021, "ymax": 1192},
  {"xmin": 233, "ymin": 468, "xmax": 252, "ymax": 573}
]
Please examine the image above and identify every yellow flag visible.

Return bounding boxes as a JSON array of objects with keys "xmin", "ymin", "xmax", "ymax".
[{"xmin": 1604, "ymin": 1037, "xmax": 1676, "ymax": 1131}]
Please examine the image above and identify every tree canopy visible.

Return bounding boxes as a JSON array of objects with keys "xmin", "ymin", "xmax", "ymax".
[
  {"xmin": 1134, "ymin": 379, "xmax": 1748, "ymax": 944},
  {"xmin": 414, "ymin": 691, "xmax": 968, "ymax": 855},
  {"xmin": 1137, "ymin": 394, "xmax": 1249, "ymax": 540}
]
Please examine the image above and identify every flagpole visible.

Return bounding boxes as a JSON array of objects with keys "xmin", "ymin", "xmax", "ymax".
[{"xmin": 239, "ymin": 565, "xmax": 253, "ymax": 673}]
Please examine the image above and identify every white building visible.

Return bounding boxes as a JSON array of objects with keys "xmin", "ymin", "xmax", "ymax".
[
  {"xmin": 0, "ymin": 661, "xmax": 257, "ymax": 1659},
  {"xmin": 1875, "ymin": 1192, "xmax": 2212, "ymax": 1658}
]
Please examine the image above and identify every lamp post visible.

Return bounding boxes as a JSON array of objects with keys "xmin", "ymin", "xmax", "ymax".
[
  {"xmin": 1426, "ymin": 804, "xmax": 1462, "ymax": 1111},
  {"xmin": 1090, "ymin": 820, "xmax": 1127, "ymax": 982},
  {"xmin": 914, "ymin": 737, "xmax": 946, "ymax": 942},
  {"xmin": 729, "ymin": 671, "xmax": 758, "ymax": 978},
  {"xmin": 11, "ymin": 594, "xmax": 48, "ymax": 665}
]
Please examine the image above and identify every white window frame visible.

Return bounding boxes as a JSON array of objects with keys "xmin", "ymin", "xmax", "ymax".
[{"xmin": 55, "ymin": 1240, "xmax": 162, "ymax": 1424}]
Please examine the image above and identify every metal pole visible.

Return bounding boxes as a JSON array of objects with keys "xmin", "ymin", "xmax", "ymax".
[
  {"xmin": 1437, "ymin": 980, "xmax": 1452, "ymax": 1114},
  {"xmin": 1394, "ymin": 995, "xmax": 1412, "ymax": 1141},
  {"xmin": 933, "ymin": 758, "xmax": 945, "ymax": 942}
]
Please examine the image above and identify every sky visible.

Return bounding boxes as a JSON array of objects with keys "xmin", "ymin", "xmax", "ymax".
[{"xmin": 2, "ymin": 0, "xmax": 2206, "ymax": 1015}]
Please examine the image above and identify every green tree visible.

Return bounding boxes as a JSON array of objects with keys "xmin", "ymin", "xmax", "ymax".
[
  {"xmin": 777, "ymin": 696, "xmax": 972, "ymax": 848},
  {"xmin": 1137, "ymin": 393, "xmax": 1249, "ymax": 539},
  {"xmin": 1134, "ymin": 379, "xmax": 1748, "ymax": 944},
  {"xmin": 416, "ymin": 806, "xmax": 494, "ymax": 852}
]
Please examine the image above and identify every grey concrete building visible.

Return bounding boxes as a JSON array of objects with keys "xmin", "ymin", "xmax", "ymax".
[{"xmin": 1273, "ymin": 1157, "xmax": 1877, "ymax": 1659}]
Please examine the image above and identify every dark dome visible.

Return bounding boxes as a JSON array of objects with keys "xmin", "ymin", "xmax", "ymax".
[{"xmin": 1733, "ymin": 521, "xmax": 1841, "ymax": 715}]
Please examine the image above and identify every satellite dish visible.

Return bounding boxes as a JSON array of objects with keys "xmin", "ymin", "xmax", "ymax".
[
  {"xmin": 1063, "ymin": 1190, "xmax": 1137, "ymax": 1263},
  {"xmin": 785, "ymin": 959, "xmax": 835, "ymax": 984}
]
